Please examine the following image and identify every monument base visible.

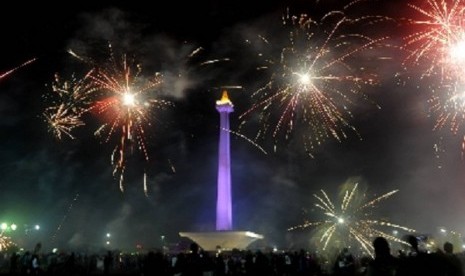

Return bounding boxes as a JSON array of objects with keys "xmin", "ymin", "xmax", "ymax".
[{"xmin": 179, "ymin": 231, "xmax": 264, "ymax": 251}]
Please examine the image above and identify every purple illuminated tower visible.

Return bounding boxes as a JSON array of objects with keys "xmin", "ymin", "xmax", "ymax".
[
  {"xmin": 215, "ymin": 90, "xmax": 234, "ymax": 231},
  {"xmin": 178, "ymin": 90, "xmax": 263, "ymax": 251}
]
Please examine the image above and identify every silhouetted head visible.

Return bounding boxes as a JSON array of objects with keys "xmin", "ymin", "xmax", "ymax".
[
  {"xmin": 404, "ymin": 235, "xmax": 418, "ymax": 251},
  {"xmin": 373, "ymin": 237, "xmax": 390, "ymax": 257},
  {"xmin": 444, "ymin": 242, "xmax": 453, "ymax": 254}
]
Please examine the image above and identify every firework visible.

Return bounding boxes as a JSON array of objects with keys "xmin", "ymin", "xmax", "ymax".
[
  {"xmin": 288, "ymin": 182, "xmax": 415, "ymax": 257},
  {"xmin": 402, "ymin": 0, "xmax": 465, "ymax": 80},
  {"xmin": 51, "ymin": 193, "xmax": 79, "ymax": 243},
  {"xmin": 43, "ymin": 71, "xmax": 97, "ymax": 139},
  {"xmin": 239, "ymin": 7, "xmax": 386, "ymax": 154},
  {"xmin": 0, "ymin": 58, "xmax": 36, "ymax": 81},
  {"xmin": 428, "ymin": 81, "xmax": 465, "ymax": 155},
  {"xmin": 402, "ymin": 1, "xmax": 465, "ymax": 156},
  {"xmin": 44, "ymin": 45, "xmax": 172, "ymax": 192},
  {"xmin": 88, "ymin": 50, "xmax": 171, "ymax": 192},
  {"xmin": 0, "ymin": 232, "xmax": 14, "ymax": 252}
]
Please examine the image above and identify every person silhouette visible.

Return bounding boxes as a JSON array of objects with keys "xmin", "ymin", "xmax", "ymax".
[
  {"xmin": 442, "ymin": 242, "xmax": 464, "ymax": 276},
  {"xmin": 397, "ymin": 235, "xmax": 437, "ymax": 276},
  {"xmin": 367, "ymin": 236, "xmax": 399, "ymax": 276}
]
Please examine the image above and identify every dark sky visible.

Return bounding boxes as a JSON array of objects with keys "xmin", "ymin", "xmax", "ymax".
[{"xmin": 1, "ymin": 0, "xmax": 465, "ymax": 252}]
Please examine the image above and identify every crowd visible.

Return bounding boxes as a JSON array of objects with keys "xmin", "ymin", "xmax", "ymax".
[{"xmin": 0, "ymin": 235, "xmax": 464, "ymax": 275}]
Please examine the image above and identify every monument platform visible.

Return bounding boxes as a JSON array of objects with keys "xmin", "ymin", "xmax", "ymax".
[{"xmin": 179, "ymin": 231, "xmax": 264, "ymax": 251}]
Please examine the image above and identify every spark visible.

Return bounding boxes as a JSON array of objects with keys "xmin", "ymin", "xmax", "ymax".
[
  {"xmin": 168, "ymin": 159, "xmax": 176, "ymax": 173},
  {"xmin": 143, "ymin": 172, "xmax": 148, "ymax": 197},
  {"xmin": 239, "ymin": 7, "xmax": 386, "ymax": 154},
  {"xmin": 288, "ymin": 181, "xmax": 415, "ymax": 257},
  {"xmin": 221, "ymin": 127, "xmax": 268, "ymax": 155},
  {"xmin": 199, "ymin": 58, "xmax": 231, "ymax": 66}
]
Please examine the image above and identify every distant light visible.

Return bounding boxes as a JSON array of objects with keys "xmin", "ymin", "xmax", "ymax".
[
  {"xmin": 245, "ymin": 231, "xmax": 264, "ymax": 239},
  {"xmin": 34, "ymin": 225, "xmax": 40, "ymax": 230},
  {"xmin": 392, "ymin": 230, "xmax": 398, "ymax": 235},
  {"xmin": 123, "ymin": 93, "xmax": 135, "ymax": 106},
  {"xmin": 106, "ymin": 241, "xmax": 110, "ymax": 245},
  {"xmin": 11, "ymin": 224, "xmax": 17, "ymax": 231},
  {"xmin": 462, "ymin": 244, "xmax": 465, "ymax": 249},
  {"xmin": 106, "ymin": 233, "xmax": 111, "ymax": 238},
  {"xmin": 338, "ymin": 218, "xmax": 345, "ymax": 224},
  {"xmin": 52, "ymin": 248, "xmax": 58, "ymax": 253},
  {"xmin": 1, "ymin": 223, "xmax": 7, "ymax": 230},
  {"xmin": 440, "ymin": 228, "xmax": 447, "ymax": 233},
  {"xmin": 273, "ymin": 247, "xmax": 278, "ymax": 252}
]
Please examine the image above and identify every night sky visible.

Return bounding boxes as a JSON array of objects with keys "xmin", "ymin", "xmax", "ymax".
[{"xmin": 1, "ymin": 0, "xmax": 465, "ymax": 252}]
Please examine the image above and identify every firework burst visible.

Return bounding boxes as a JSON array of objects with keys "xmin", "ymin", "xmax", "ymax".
[
  {"xmin": 288, "ymin": 182, "xmax": 415, "ymax": 257},
  {"xmin": 43, "ymin": 71, "xmax": 97, "ymax": 139},
  {"xmin": 402, "ymin": 1, "xmax": 465, "ymax": 156},
  {"xmin": 43, "ymin": 45, "xmax": 172, "ymax": 192},
  {"xmin": 89, "ymin": 50, "xmax": 171, "ymax": 192},
  {"xmin": 0, "ymin": 232, "xmax": 14, "ymax": 252},
  {"xmin": 402, "ymin": 0, "xmax": 465, "ymax": 80},
  {"xmin": 239, "ymin": 6, "xmax": 387, "ymax": 155},
  {"xmin": 428, "ymin": 81, "xmax": 465, "ymax": 156}
]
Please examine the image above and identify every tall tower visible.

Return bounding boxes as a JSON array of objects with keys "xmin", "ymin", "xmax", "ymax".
[
  {"xmin": 179, "ymin": 90, "xmax": 263, "ymax": 251},
  {"xmin": 215, "ymin": 90, "xmax": 234, "ymax": 231}
]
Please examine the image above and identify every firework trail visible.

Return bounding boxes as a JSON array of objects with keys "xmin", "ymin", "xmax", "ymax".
[
  {"xmin": 288, "ymin": 181, "xmax": 415, "ymax": 257},
  {"xmin": 239, "ymin": 5, "xmax": 387, "ymax": 154},
  {"xmin": 50, "ymin": 193, "xmax": 79, "ymax": 243},
  {"xmin": 0, "ymin": 58, "xmax": 37, "ymax": 81}
]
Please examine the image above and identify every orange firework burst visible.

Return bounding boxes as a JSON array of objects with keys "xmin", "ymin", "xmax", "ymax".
[
  {"xmin": 89, "ymin": 51, "xmax": 172, "ymax": 192},
  {"xmin": 239, "ymin": 5, "xmax": 388, "ymax": 155}
]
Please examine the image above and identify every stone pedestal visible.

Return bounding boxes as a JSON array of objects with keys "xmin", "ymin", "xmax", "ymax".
[{"xmin": 179, "ymin": 231, "xmax": 264, "ymax": 251}]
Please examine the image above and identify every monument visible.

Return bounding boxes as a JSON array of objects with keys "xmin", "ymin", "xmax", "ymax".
[{"xmin": 179, "ymin": 90, "xmax": 264, "ymax": 251}]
